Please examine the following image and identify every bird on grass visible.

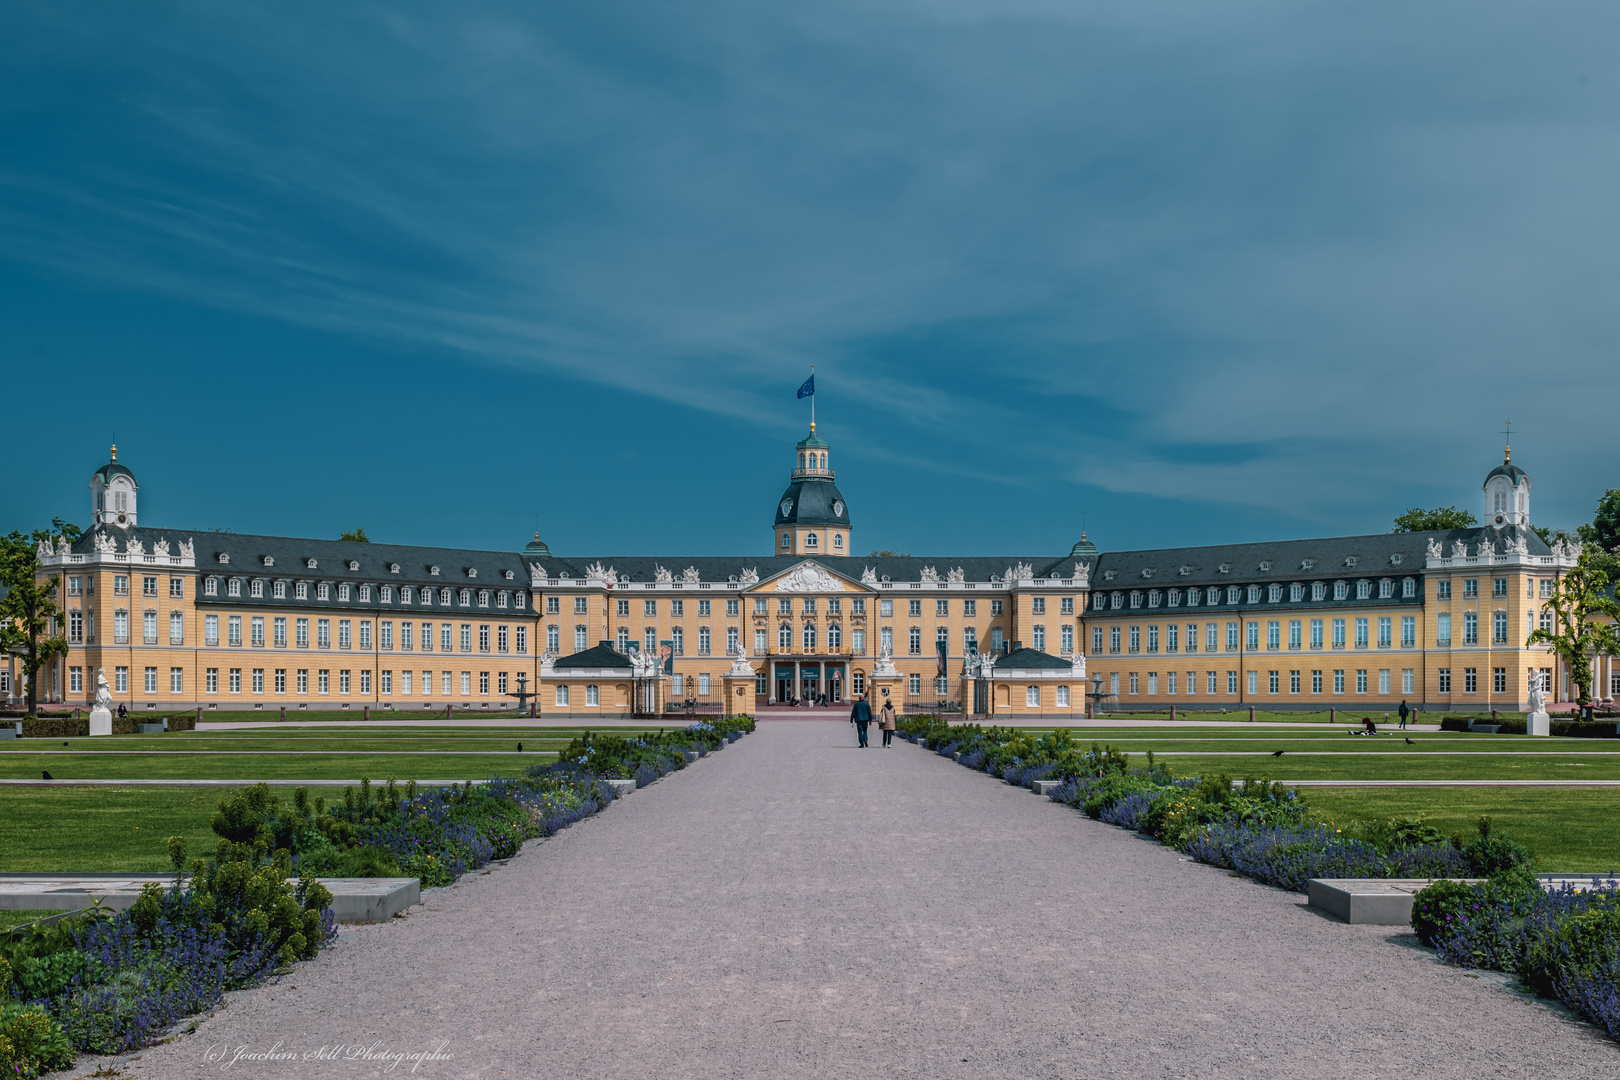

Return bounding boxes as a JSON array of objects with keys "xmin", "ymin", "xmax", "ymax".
[
  {"xmin": 1405, "ymin": 737, "xmax": 1415, "ymax": 745},
  {"xmin": 41, "ymin": 771, "xmax": 53, "ymax": 780},
  {"xmin": 517, "ymin": 742, "xmax": 523, "ymax": 753},
  {"xmin": 62, "ymin": 741, "xmax": 68, "ymax": 747},
  {"xmin": 1271, "ymin": 750, "xmax": 1284, "ymax": 757}
]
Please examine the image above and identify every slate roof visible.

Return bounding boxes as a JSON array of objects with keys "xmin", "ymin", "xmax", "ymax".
[
  {"xmin": 1485, "ymin": 462, "xmax": 1529, "ymax": 486},
  {"xmin": 91, "ymin": 462, "xmax": 136, "ymax": 485},
  {"xmin": 552, "ymin": 642, "xmax": 633, "ymax": 670},
  {"xmin": 773, "ymin": 478, "xmax": 851, "ymax": 528},
  {"xmin": 528, "ymin": 554, "xmax": 1083, "ymax": 585},
  {"xmin": 995, "ymin": 647, "xmax": 1072, "ymax": 671}
]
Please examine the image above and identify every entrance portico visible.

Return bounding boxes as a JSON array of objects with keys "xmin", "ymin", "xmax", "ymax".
[{"xmin": 771, "ymin": 658, "xmax": 849, "ymax": 703}]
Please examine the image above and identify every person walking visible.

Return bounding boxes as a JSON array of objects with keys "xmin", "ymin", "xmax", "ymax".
[
  {"xmin": 878, "ymin": 698, "xmax": 896, "ymax": 747},
  {"xmin": 850, "ymin": 694, "xmax": 872, "ymax": 748},
  {"xmin": 1398, "ymin": 700, "xmax": 1410, "ymax": 729}
]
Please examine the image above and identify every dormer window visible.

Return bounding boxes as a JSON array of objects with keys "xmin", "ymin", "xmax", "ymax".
[
  {"xmin": 1334, "ymin": 581, "xmax": 1347, "ymax": 600},
  {"xmin": 466, "ymin": 567, "xmax": 478, "ymax": 579},
  {"xmin": 1247, "ymin": 586, "xmax": 1260, "ymax": 604},
  {"xmin": 805, "ymin": 532, "xmax": 819, "ymax": 549},
  {"xmin": 1290, "ymin": 583, "xmax": 1303, "ymax": 602},
  {"xmin": 833, "ymin": 534, "xmax": 844, "ymax": 549},
  {"xmin": 262, "ymin": 556, "xmax": 274, "ymax": 567},
  {"xmin": 1390, "ymin": 553, "xmax": 1404, "ymax": 566},
  {"xmin": 430, "ymin": 565, "xmax": 440, "ymax": 576},
  {"xmin": 1403, "ymin": 578, "xmax": 1416, "ymax": 597},
  {"xmin": 1129, "ymin": 590, "xmax": 1142, "ymax": 608},
  {"xmin": 497, "ymin": 591, "xmax": 509, "ymax": 608},
  {"xmin": 1147, "ymin": 589, "xmax": 1161, "ymax": 607},
  {"xmin": 1110, "ymin": 592, "xmax": 1123, "ymax": 609},
  {"xmin": 294, "ymin": 582, "xmax": 308, "ymax": 600},
  {"xmin": 1312, "ymin": 582, "xmax": 1325, "ymax": 601},
  {"xmin": 348, "ymin": 560, "xmax": 359, "ymax": 571},
  {"xmin": 389, "ymin": 563, "xmax": 400, "ymax": 574},
  {"xmin": 1167, "ymin": 589, "xmax": 1180, "ymax": 607},
  {"xmin": 504, "ymin": 569, "xmax": 515, "ymax": 580},
  {"xmin": 1218, "ymin": 564, "xmax": 1231, "ymax": 574},
  {"xmin": 1344, "ymin": 556, "xmax": 1359, "ymax": 569},
  {"xmin": 1356, "ymin": 580, "xmax": 1370, "ymax": 600},
  {"xmin": 1267, "ymin": 585, "xmax": 1281, "ymax": 602},
  {"xmin": 1258, "ymin": 561, "xmax": 1272, "ymax": 572},
  {"xmin": 228, "ymin": 578, "xmax": 242, "ymax": 597},
  {"xmin": 359, "ymin": 584, "xmax": 371, "ymax": 602},
  {"xmin": 440, "ymin": 588, "xmax": 452, "ymax": 605},
  {"xmin": 515, "ymin": 592, "xmax": 526, "ymax": 609},
  {"xmin": 306, "ymin": 558, "xmax": 318, "ymax": 569},
  {"xmin": 1378, "ymin": 579, "xmax": 1393, "ymax": 598},
  {"xmin": 1093, "ymin": 593, "xmax": 1106, "ymax": 610},
  {"xmin": 317, "ymin": 583, "xmax": 330, "ymax": 600},
  {"xmin": 380, "ymin": 585, "xmax": 393, "ymax": 603},
  {"xmin": 1227, "ymin": 586, "xmax": 1240, "ymax": 604},
  {"xmin": 459, "ymin": 588, "xmax": 471, "ymax": 606},
  {"xmin": 273, "ymin": 580, "xmax": 287, "ymax": 599},
  {"xmin": 338, "ymin": 583, "xmax": 351, "ymax": 601},
  {"xmin": 205, "ymin": 577, "xmax": 218, "ymax": 596},
  {"xmin": 400, "ymin": 586, "xmax": 412, "ymax": 605},
  {"xmin": 478, "ymin": 589, "xmax": 490, "ymax": 607},
  {"xmin": 217, "ymin": 553, "xmax": 230, "ymax": 565}
]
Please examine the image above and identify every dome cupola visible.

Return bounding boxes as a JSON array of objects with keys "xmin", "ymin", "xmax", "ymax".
[
  {"xmin": 90, "ymin": 444, "xmax": 139, "ymax": 528},
  {"xmin": 772, "ymin": 422, "xmax": 851, "ymax": 557},
  {"xmin": 1483, "ymin": 442, "xmax": 1530, "ymax": 527}
]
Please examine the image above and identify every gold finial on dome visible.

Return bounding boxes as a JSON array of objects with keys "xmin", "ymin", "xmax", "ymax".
[
  {"xmin": 1503, "ymin": 418, "xmax": 1512, "ymax": 463},
  {"xmin": 110, "ymin": 443, "xmax": 117, "ymax": 462}
]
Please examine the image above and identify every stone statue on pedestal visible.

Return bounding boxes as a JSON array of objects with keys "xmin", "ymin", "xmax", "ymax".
[
  {"xmin": 89, "ymin": 668, "xmax": 114, "ymax": 736},
  {"xmin": 1528, "ymin": 682, "xmax": 1550, "ymax": 737}
]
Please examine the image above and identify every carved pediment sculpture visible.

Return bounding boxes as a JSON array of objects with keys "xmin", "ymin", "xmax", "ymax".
[
  {"xmin": 153, "ymin": 539, "xmax": 170, "ymax": 557},
  {"xmin": 860, "ymin": 566, "xmax": 879, "ymax": 586},
  {"xmin": 774, "ymin": 562, "xmax": 842, "ymax": 593},
  {"xmin": 918, "ymin": 565, "xmax": 940, "ymax": 585},
  {"xmin": 654, "ymin": 564, "xmax": 674, "ymax": 584},
  {"xmin": 682, "ymin": 566, "xmax": 701, "ymax": 584},
  {"xmin": 1426, "ymin": 538, "xmax": 1443, "ymax": 560}
]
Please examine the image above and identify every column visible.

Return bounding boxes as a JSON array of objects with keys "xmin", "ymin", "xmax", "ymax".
[
  {"xmin": 819, "ymin": 660, "xmax": 826, "ymax": 703},
  {"xmin": 794, "ymin": 660, "xmax": 801, "ymax": 704}
]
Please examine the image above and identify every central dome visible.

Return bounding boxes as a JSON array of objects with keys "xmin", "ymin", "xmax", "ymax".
[{"xmin": 775, "ymin": 480, "xmax": 850, "ymax": 528}]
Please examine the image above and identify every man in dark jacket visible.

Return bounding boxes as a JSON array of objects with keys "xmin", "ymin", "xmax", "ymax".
[{"xmin": 849, "ymin": 694, "xmax": 873, "ymax": 748}]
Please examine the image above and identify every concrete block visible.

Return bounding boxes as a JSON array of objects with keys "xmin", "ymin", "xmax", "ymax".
[
  {"xmin": 0, "ymin": 874, "xmax": 420, "ymax": 924},
  {"xmin": 683, "ymin": 751, "xmax": 699, "ymax": 763},
  {"xmin": 1031, "ymin": 780, "xmax": 1062, "ymax": 796},
  {"xmin": 607, "ymin": 779, "xmax": 636, "ymax": 796}
]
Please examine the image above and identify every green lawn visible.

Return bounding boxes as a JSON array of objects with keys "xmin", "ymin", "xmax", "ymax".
[
  {"xmin": 1090, "ymin": 709, "xmax": 1525, "ymax": 723},
  {"xmin": 0, "ymin": 786, "xmax": 232, "ymax": 872},
  {"xmin": 1304, "ymin": 788, "xmax": 1620, "ymax": 873},
  {"xmin": 0, "ymin": 910, "xmax": 71, "ymax": 932}
]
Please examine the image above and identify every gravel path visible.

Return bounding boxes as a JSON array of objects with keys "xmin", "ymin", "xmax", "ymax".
[{"xmin": 123, "ymin": 721, "xmax": 1616, "ymax": 1079}]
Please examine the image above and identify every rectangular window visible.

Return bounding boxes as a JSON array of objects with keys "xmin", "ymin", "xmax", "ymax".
[
  {"xmin": 479, "ymin": 625, "xmax": 491, "ymax": 652},
  {"xmin": 1492, "ymin": 611, "xmax": 1508, "ymax": 644},
  {"xmin": 1438, "ymin": 668, "xmax": 1451, "ymax": 694},
  {"xmin": 1492, "ymin": 577, "xmax": 1507, "ymax": 598},
  {"xmin": 1287, "ymin": 619, "xmax": 1301, "ymax": 650},
  {"xmin": 319, "ymin": 669, "xmax": 329, "ymax": 694},
  {"xmin": 1464, "ymin": 579, "xmax": 1478, "ymax": 599},
  {"xmin": 1129, "ymin": 672, "xmax": 1139, "ymax": 695},
  {"xmin": 442, "ymin": 671, "xmax": 452, "ymax": 695},
  {"xmin": 516, "ymin": 626, "xmax": 527, "ymax": 654},
  {"xmin": 1061, "ymin": 624, "xmax": 1074, "ymax": 654},
  {"xmin": 584, "ymin": 683, "xmax": 597, "ymax": 706},
  {"xmin": 1493, "ymin": 667, "xmax": 1506, "ymax": 694},
  {"xmin": 1109, "ymin": 626, "xmax": 1120, "ymax": 653},
  {"xmin": 1247, "ymin": 622, "xmax": 1259, "ymax": 650},
  {"xmin": 1464, "ymin": 667, "xmax": 1478, "ymax": 694},
  {"xmin": 359, "ymin": 620, "xmax": 372, "ymax": 650},
  {"xmin": 699, "ymin": 626, "xmax": 712, "ymax": 655},
  {"xmin": 296, "ymin": 618, "xmax": 309, "ymax": 648},
  {"xmin": 1334, "ymin": 669, "xmax": 1345, "ymax": 694},
  {"xmin": 907, "ymin": 600, "xmax": 921, "ymax": 617},
  {"xmin": 206, "ymin": 668, "xmax": 218, "ymax": 694},
  {"xmin": 1209, "ymin": 671, "xmax": 1219, "ymax": 694},
  {"xmin": 1247, "ymin": 670, "xmax": 1258, "ymax": 695},
  {"xmin": 1031, "ymin": 597, "xmax": 1045, "ymax": 616},
  {"xmin": 1331, "ymin": 618, "xmax": 1345, "ymax": 648},
  {"xmin": 1464, "ymin": 612, "xmax": 1478, "ymax": 645},
  {"xmin": 555, "ymin": 685, "xmax": 570, "ymax": 706},
  {"xmin": 115, "ymin": 666, "xmax": 129, "ymax": 693},
  {"xmin": 203, "ymin": 614, "xmax": 219, "ymax": 647},
  {"xmin": 1356, "ymin": 669, "xmax": 1367, "ymax": 694},
  {"xmin": 338, "ymin": 619, "xmax": 351, "ymax": 649},
  {"xmin": 338, "ymin": 669, "xmax": 349, "ymax": 694},
  {"xmin": 1354, "ymin": 618, "xmax": 1368, "ymax": 648},
  {"xmin": 1437, "ymin": 580, "xmax": 1451, "ymax": 600},
  {"xmin": 1403, "ymin": 668, "xmax": 1414, "ymax": 694},
  {"xmin": 576, "ymin": 625, "xmax": 590, "ymax": 651},
  {"xmin": 1266, "ymin": 620, "xmax": 1280, "ymax": 650},
  {"xmin": 1226, "ymin": 622, "xmax": 1239, "ymax": 651},
  {"xmin": 908, "ymin": 626, "xmax": 922, "ymax": 655},
  {"xmin": 380, "ymin": 670, "xmax": 391, "ymax": 695},
  {"xmin": 1268, "ymin": 670, "xmax": 1279, "ymax": 694},
  {"xmin": 142, "ymin": 666, "xmax": 157, "ymax": 694},
  {"xmin": 168, "ymin": 667, "xmax": 182, "ymax": 694},
  {"xmin": 990, "ymin": 600, "xmax": 1003, "ymax": 617},
  {"xmin": 575, "ymin": 596, "xmax": 589, "ymax": 615},
  {"xmin": 1183, "ymin": 623, "xmax": 1196, "ymax": 653},
  {"xmin": 937, "ymin": 599, "xmax": 950, "ymax": 617},
  {"xmin": 480, "ymin": 672, "xmax": 490, "ymax": 695},
  {"xmin": 1145, "ymin": 625, "xmax": 1157, "ymax": 653},
  {"xmin": 1437, "ymin": 612, "xmax": 1451, "ymax": 646},
  {"xmin": 1166, "ymin": 672, "xmax": 1177, "ymax": 695},
  {"xmin": 909, "ymin": 673, "xmax": 921, "ymax": 696},
  {"xmin": 317, "ymin": 618, "xmax": 330, "ymax": 648},
  {"xmin": 1309, "ymin": 618, "xmax": 1323, "ymax": 649},
  {"xmin": 68, "ymin": 666, "xmax": 83, "ymax": 694},
  {"xmin": 114, "ymin": 609, "xmax": 129, "ymax": 644},
  {"xmin": 498, "ymin": 625, "xmax": 509, "ymax": 653},
  {"xmin": 1377, "ymin": 617, "xmax": 1391, "ymax": 648},
  {"xmin": 378, "ymin": 620, "xmax": 392, "ymax": 650},
  {"xmin": 1289, "ymin": 670, "xmax": 1300, "ymax": 694},
  {"xmin": 443, "ymin": 625, "xmax": 454, "ymax": 652},
  {"xmin": 498, "ymin": 672, "xmax": 508, "ymax": 695},
  {"xmin": 1311, "ymin": 670, "xmax": 1322, "ymax": 694},
  {"xmin": 297, "ymin": 669, "xmax": 309, "ymax": 695},
  {"xmin": 1147, "ymin": 672, "xmax": 1157, "ymax": 695},
  {"xmin": 230, "ymin": 668, "xmax": 242, "ymax": 693},
  {"xmin": 142, "ymin": 575, "xmax": 158, "ymax": 597},
  {"xmin": 143, "ymin": 610, "xmax": 158, "ymax": 645},
  {"xmin": 461, "ymin": 624, "xmax": 473, "ymax": 652},
  {"xmin": 274, "ymin": 617, "xmax": 288, "ymax": 648},
  {"xmin": 400, "ymin": 622, "xmax": 412, "ymax": 651},
  {"xmin": 251, "ymin": 617, "xmax": 265, "ymax": 647},
  {"xmin": 1378, "ymin": 669, "xmax": 1390, "ymax": 695},
  {"xmin": 1128, "ymin": 626, "xmax": 1140, "ymax": 653},
  {"xmin": 1401, "ymin": 616, "xmax": 1415, "ymax": 648}
]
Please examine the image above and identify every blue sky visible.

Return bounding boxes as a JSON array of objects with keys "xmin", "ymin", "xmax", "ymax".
[{"xmin": 4, "ymin": 1, "xmax": 1618, "ymax": 556}]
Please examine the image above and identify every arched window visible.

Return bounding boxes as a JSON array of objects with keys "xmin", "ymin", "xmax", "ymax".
[
  {"xmin": 819, "ymin": 453, "xmax": 826, "ymax": 469},
  {"xmin": 828, "ymin": 623, "xmax": 842, "ymax": 649},
  {"xmin": 799, "ymin": 453, "xmax": 805, "ymax": 469},
  {"xmin": 805, "ymin": 532, "xmax": 818, "ymax": 548},
  {"xmin": 833, "ymin": 533, "xmax": 843, "ymax": 549},
  {"xmin": 779, "ymin": 623, "xmax": 792, "ymax": 649},
  {"xmin": 803, "ymin": 623, "xmax": 818, "ymax": 651},
  {"xmin": 1026, "ymin": 685, "xmax": 1041, "ymax": 707},
  {"xmin": 781, "ymin": 533, "xmax": 791, "ymax": 549}
]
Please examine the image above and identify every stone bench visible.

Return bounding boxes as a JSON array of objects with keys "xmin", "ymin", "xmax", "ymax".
[
  {"xmin": 0, "ymin": 874, "xmax": 420, "ymax": 924},
  {"xmin": 606, "ymin": 778, "xmax": 636, "ymax": 796},
  {"xmin": 1308, "ymin": 875, "xmax": 1620, "ymax": 924},
  {"xmin": 1031, "ymin": 780, "xmax": 1063, "ymax": 796}
]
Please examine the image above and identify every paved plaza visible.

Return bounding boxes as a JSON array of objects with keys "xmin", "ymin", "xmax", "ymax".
[{"xmin": 125, "ymin": 721, "xmax": 1615, "ymax": 1078}]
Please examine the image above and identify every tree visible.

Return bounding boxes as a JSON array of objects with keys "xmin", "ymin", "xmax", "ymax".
[
  {"xmin": 1526, "ymin": 548, "xmax": 1620, "ymax": 705},
  {"xmin": 867, "ymin": 550, "xmax": 911, "ymax": 557},
  {"xmin": 1392, "ymin": 506, "xmax": 1477, "ymax": 533},
  {"xmin": 1577, "ymin": 489, "xmax": 1620, "ymax": 552},
  {"xmin": 0, "ymin": 525, "xmax": 74, "ymax": 717},
  {"xmin": 338, "ymin": 528, "xmax": 370, "ymax": 543}
]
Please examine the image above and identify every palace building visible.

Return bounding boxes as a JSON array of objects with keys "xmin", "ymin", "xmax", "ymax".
[{"xmin": 20, "ymin": 431, "xmax": 1590, "ymax": 718}]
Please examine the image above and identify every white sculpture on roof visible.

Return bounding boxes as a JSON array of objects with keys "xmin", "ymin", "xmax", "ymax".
[
  {"xmin": 1070, "ymin": 651, "xmax": 1087, "ymax": 678},
  {"xmin": 93, "ymin": 530, "xmax": 117, "ymax": 554},
  {"xmin": 35, "ymin": 538, "xmax": 51, "ymax": 560},
  {"xmin": 1452, "ymin": 539, "xmax": 1469, "ymax": 559},
  {"xmin": 1013, "ymin": 562, "xmax": 1034, "ymax": 580},
  {"xmin": 918, "ymin": 565, "xmax": 940, "ymax": 585},
  {"xmin": 1508, "ymin": 532, "xmax": 1529, "ymax": 556},
  {"xmin": 654, "ymin": 564, "xmax": 674, "ymax": 584},
  {"xmin": 152, "ymin": 538, "xmax": 170, "ymax": 557},
  {"xmin": 738, "ymin": 566, "xmax": 759, "ymax": 585},
  {"xmin": 682, "ymin": 566, "xmax": 701, "ymax": 584},
  {"xmin": 946, "ymin": 566, "xmax": 965, "ymax": 584},
  {"xmin": 179, "ymin": 538, "xmax": 194, "ymax": 559},
  {"xmin": 584, "ymin": 561, "xmax": 613, "ymax": 581},
  {"xmin": 1476, "ymin": 539, "xmax": 1494, "ymax": 559},
  {"xmin": 860, "ymin": 566, "xmax": 879, "ymax": 586},
  {"xmin": 1426, "ymin": 538, "xmax": 1443, "ymax": 560},
  {"xmin": 126, "ymin": 537, "xmax": 145, "ymax": 556},
  {"xmin": 55, "ymin": 536, "xmax": 71, "ymax": 556},
  {"xmin": 1074, "ymin": 561, "xmax": 1091, "ymax": 586},
  {"xmin": 528, "ymin": 562, "xmax": 546, "ymax": 583}
]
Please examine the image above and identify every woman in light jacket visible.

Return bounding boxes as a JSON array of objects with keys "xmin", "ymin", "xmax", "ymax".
[{"xmin": 878, "ymin": 698, "xmax": 897, "ymax": 748}]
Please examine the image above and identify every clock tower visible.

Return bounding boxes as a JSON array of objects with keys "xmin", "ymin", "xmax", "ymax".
[{"xmin": 772, "ymin": 423, "xmax": 851, "ymax": 557}]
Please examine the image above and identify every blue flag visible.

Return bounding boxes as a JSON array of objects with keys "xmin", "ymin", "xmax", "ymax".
[{"xmin": 797, "ymin": 374, "xmax": 815, "ymax": 399}]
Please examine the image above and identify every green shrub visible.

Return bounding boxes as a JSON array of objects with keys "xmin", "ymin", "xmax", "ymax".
[
  {"xmin": 1412, "ymin": 879, "xmax": 1479, "ymax": 946},
  {"xmin": 0, "ymin": 1001, "xmax": 76, "ymax": 1079},
  {"xmin": 1463, "ymin": 817, "xmax": 1536, "ymax": 876},
  {"xmin": 1520, "ymin": 893, "xmax": 1620, "ymax": 998}
]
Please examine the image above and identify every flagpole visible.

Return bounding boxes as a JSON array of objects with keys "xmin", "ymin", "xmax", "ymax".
[{"xmin": 810, "ymin": 365, "xmax": 815, "ymax": 432}]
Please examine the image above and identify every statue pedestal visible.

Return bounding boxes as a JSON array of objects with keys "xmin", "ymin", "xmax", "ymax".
[
  {"xmin": 868, "ymin": 670, "xmax": 905, "ymax": 714},
  {"xmin": 1528, "ymin": 710, "xmax": 1551, "ymax": 737},
  {"xmin": 89, "ymin": 706, "xmax": 113, "ymax": 737},
  {"xmin": 722, "ymin": 669, "xmax": 756, "ymax": 717}
]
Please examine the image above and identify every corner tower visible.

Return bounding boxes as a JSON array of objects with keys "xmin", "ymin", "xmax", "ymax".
[
  {"xmin": 772, "ymin": 424, "xmax": 851, "ymax": 557},
  {"xmin": 1483, "ymin": 443, "xmax": 1531, "ymax": 527},
  {"xmin": 90, "ymin": 444, "xmax": 139, "ymax": 528}
]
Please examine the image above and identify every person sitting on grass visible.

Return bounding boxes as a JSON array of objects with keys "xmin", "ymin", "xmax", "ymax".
[{"xmin": 1363, "ymin": 716, "xmax": 1377, "ymax": 735}]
